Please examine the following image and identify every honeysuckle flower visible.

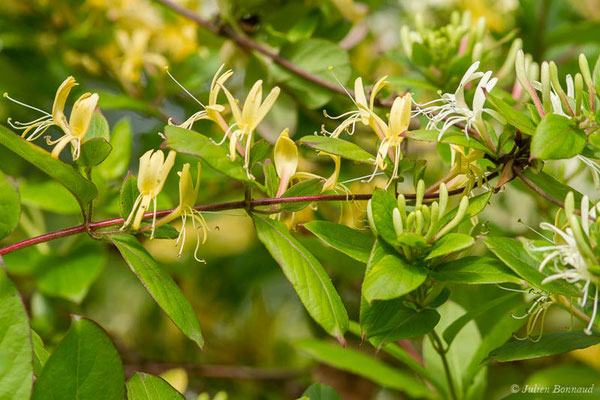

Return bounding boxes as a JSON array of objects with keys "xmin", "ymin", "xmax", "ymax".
[
  {"xmin": 323, "ymin": 75, "xmax": 389, "ymax": 139},
  {"xmin": 4, "ymin": 76, "xmax": 99, "ymax": 160},
  {"xmin": 156, "ymin": 163, "xmax": 208, "ymax": 262},
  {"xmin": 166, "ymin": 64, "xmax": 233, "ymax": 132},
  {"xmin": 274, "ymin": 129, "xmax": 298, "ymax": 197},
  {"xmin": 445, "ymin": 145, "xmax": 486, "ymax": 192},
  {"xmin": 293, "ymin": 151, "xmax": 348, "ymax": 195},
  {"xmin": 115, "ymin": 29, "xmax": 167, "ymax": 83},
  {"xmin": 416, "ymin": 61, "xmax": 503, "ymax": 143},
  {"xmin": 219, "ymin": 80, "xmax": 280, "ymax": 176},
  {"xmin": 123, "ymin": 149, "xmax": 176, "ymax": 236},
  {"xmin": 530, "ymin": 193, "xmax": 600, "ymax": 334}
]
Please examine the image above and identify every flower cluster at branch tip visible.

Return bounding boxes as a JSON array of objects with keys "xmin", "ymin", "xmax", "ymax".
[
  {"xmin": 530, "ymin": 192, "xmax": 600, "ymax": 334},
  {"xmin": 367, "ymin": 181, "xmax": 470, "ymax": 262},
  {"xmin": 122, "ymin": 149, "xmax": 176, "ymax": 236},
  {"xmin": 4, "ymin": 76, "xmax": 99, "ymax": 160},
  {"xmin": 156, "ymin": 163, "xmax": 208, "ymax": 262}
]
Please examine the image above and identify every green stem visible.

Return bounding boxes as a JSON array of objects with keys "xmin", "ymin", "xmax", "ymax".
[{"xmin": 429, "ymin": 330, "xmax": 458, "ymax": 400}]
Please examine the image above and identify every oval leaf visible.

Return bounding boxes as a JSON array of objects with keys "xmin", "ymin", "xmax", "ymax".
[
  {"xmin": 426, "ymin": 233, "xmax": 474, "ymax": 259},
  {"xmin": 432, "ymin": 256, "xmax": 522, "ymax": 284},
  {"xmin": 126, "ymin": 372, "xmax": 185, "ymax": 400},
  {"xmin": 109, "ymin": 234, "xmax": 204, "ymax": 349},
  {"xmin": 254, "ymin": 216, "xmax": 349, "ymax": 341},
  {"xmin": 363, "ymin": 254, "xmax": 428, "ymax": 302},
  {"xmin": 32, "ymin": 316, "xmax": 124, "ymax": 400},
  {"xmin": 531, "ymin": 114, "xmax": 586, "ymax": 160},
  {"xmin": 298, "ymin": 135, "xmax": 374, "ymax": 164},
  {"xmin": 304, "ymin": 220, "xmax": 374, "ymax": 263}
]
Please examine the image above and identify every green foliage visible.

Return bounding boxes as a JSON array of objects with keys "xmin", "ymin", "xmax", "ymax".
[
  {"xmin": 126, "ymin": 372, "xmax": 185, "ymax": 400},
  {"xmin": 298, "ymin": 135, "xmax": 374, "ymax": 164},
  {"xmin": 531, "ymin": 114, "xmax": 587, "ymax": 160},
  {"xmin": 0, "ymin": 171, "xmax": 20, "ymax": 239}
]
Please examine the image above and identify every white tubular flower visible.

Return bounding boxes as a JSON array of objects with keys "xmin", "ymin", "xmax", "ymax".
[
  {"xmin": 4, "ymin": 76, "xmax": 99, "ymax": 160},
  {"xmin": 416, "ymin": 62, "xmax": 503, "ymax": 140},
  {"xmin": 530, "ymin": 193, "xmax": 600, "ymax": 334},
  {"xmin": 123, "ymin": 149, "xmax": 176, "ymax": 236}
]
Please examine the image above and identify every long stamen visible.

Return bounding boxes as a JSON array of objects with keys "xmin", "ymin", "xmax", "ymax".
[
  {"xmin": 3, "ymin": 93, "xmax": 52, "ymax": 116},
  {"xmin": 164, "ymin": 67, "xmax": 206, "ymax": 108}
]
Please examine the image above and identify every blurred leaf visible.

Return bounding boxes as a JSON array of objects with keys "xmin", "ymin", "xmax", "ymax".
[
  {"xmin": 87, "ymin": 110, "xmax": 110, "ymax": 141},
  {"xmin": 304, "ymin": 220, "xmax": 373, "ymax": 263},
  {"xmin": 301, "ymin": 383, "xmax": 341, "ymax": 400},
  {"xmin": 31, "ymin": 330, "xmax": 49, "ymax": 378},
  {"xmin": 363, "ymin": 254, "xmax": 428, "ymax": 302},
  {"xmin": 518, "ymin": 168, "xmax": 583, "ymax": 204},
  {"xmin": 0, "ymin": 268, "xmax": 32, "ymax": 400},
  {"xmin": 279, "ymin": 179, "xmax": 324, "ymax": 212},
  {"xmin": 296, "ymin": 339, "xmax": 432, "ymax": 398},
  {"xmin": 443, "ymin": 293, "xmax": 519, "ymax": 346},
  {"xmin": 126, "ymin": 372, "xmax": 184, "ymax": 400},
  {"xmin": 254, "ymin": 216, "xmax": 349, "ymax": 341},
  {"xmin": 109, "ymin": 234, "xmax": 204, "ymax": 349},
  {"xmin": 432, "ymin": 256, "xmax": 522, "ymax": 284},
  {"xmin": 411, "ymin": 42, "xmax": 433, "ymax": 67},
  {"xmin": 98, "ymin": 118, "xmax": 132, "ymax": 180},
  {"xmin": 0, "ymin": 171, "xmax": 20, "ymax": 239},
  {"xmin": 483, "ymin": 236, "xmax": 579, "ymax": 296},
  {"xmin": 96, "ymin": 91, "xmax": 162, "ymax": 117},
  {"xmin": 35, "ymin": 243, "xmax": 107, "ymax": 303},
  {"xmin": 545, "ymin": 21, "xmax": 600, "ymax": 46},
  {"xmin": 486, "ymin": 92, "xmax": 536, "ymax": 135},
  {"xmin": 19, "ymin": 179, "xmax": 80, "ymax": 215},
  {"xmin": 77, "ymin": 138, "xmax": 112, "ymax": 167},
  {"xmin": 531, "ymin": 114, "xmax": 586, "ymax": 160},
  {"xmin": 426, "ymin": 233, "xmax": 474, "ymax": 259},
  {"xmin": 142, "ymin": 224, "xmax": 179, "ymax": 239},
  {"xmin": 0, "ymin": 125, "xmax": 97, "ymax": 210},
  {"xmin": 489, "ymin": 331, "xmax": 600, "ymax": 362},
  {"xmin": 164, "ymin": 125, "xmax": 263, "ymax": 189},
  {"xmin": 32, "ymin": 316, "xmax": 124, "ymax": 400},
  {"xmin": 362, "ymin": 303, "xmax": 440, "ymax": 348},
  {"xmin": 298, "ymin": 135, "xmax": 375, "ymax": 164},
  {"xmin": 272, "ymin": 39, "xmax": 351, "ymax": 109}
]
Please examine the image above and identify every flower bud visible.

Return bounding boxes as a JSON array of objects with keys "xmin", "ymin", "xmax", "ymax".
[
  {"xmin": 415, "ymin": 179, "xmax": 425, "ymax": 209},
  {"xmin": 393, "ymin": 207, "xmax": 403, "ymax": 236},
  {"xmin": 274, "ymin": 128, "xmax": 298, "ymax": 197},
  {"xmin": 540, "ymin": 62, "xmax": 551, "ymax": 113},
  {"xmin": 579, "ymin": 54, "xmax": 596, "ymax": 111}
]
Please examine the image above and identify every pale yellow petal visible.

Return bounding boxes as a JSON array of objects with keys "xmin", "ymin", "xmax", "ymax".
[
  {"xmin": 69, "ymin": 93, "xmax": 99, "ymax": 139},
  {"xmin": 52, "ymin": 76, "xmax": 77, "ymax": 132}
]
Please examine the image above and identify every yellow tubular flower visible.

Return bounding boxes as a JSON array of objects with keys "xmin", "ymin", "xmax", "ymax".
[
  {"xmin": 274, "ymin": 129, "xmax": 298, "ymax": 197},
  {"xmin": 156, "ymin": 163, "xmax": 208, "ymax": 262},
  {"xmin": 219, "ymin": 80, "xmax": 280, "ymax": 176},
  {"xmin": 123, "ymin": 149, "xmax": 176, "ymax": 235},
  {"xmin": 4, "ymin": 76, "xmax": 99, "ymax": 160},
  {"xmin": 445, "ymin": 144, "xmax": 486, "ymax": 192}
]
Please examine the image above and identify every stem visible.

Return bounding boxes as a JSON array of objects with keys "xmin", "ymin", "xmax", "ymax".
[
  {"xmin": 153, "ymin": 0, "xmax": 394, "ymax": 108},
  {"xmin": 0, "ymin": 189, "xmax": 466, "ymax": 256},
  {"xmin": 429, "ymin": 331, "xmax": 458, "ymax": 400}
]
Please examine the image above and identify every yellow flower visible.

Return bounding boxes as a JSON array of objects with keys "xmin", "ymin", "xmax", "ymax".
[
  {"xmin": 123, "ymin": 149, "xmax": 176, "ymax": 235},
  {"xmin": 219, "ymin": 80, "xmax": 280, "ymax": 176},
  {"xmin": 293, "ymin": 152, "xmax": 348, "ymax": 195},
  {"xmin": 274, "ymin": 129, "xmax": 298, "ymax": 197},
  {"xmin": 168, "ymin": 64, "xmax": 233, "ymax": 131},
  {"xmin": 445, "ymin": 145, "xmax": 486, "ymax": 191},
  {"xmin": 115, "ymin": 29, "xmax": 167, "ymax": 83},
  {"xmin": 156, "ymin": 162, "xmax": 208, "ymax": 262},
  {"xmin": 4, "ymin": 76, "xmax": 99, "ymax": 160}
]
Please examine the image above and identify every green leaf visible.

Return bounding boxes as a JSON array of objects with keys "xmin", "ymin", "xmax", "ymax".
[
  {"xmin": 443, "ymin": 293, "xmax": 519, "ymax": 346},
  {"xmin": 126, "ymin": 372, "xmax": 185, "ymax": 400},
  {"xmin": 405, "ymin": 130, "xmax": 492, "ymax": 154},
  {"xmin": 120, "ymin": 173, "xmax": 138, "ymax": 219},
  {"xmin": 489, "ymin": 331, "xmax": 600, "ymax": 362},
  {"xmin": 77, "ymin": 138, "xmax": 112, "ymax": 167},
  {"xmin": 363, "ymin": 254, "xmax": 428, "ymax": 302},
  {"xmin": 164, "ymin": 125, "xmax": 261, "ymax": 188},
  {"xmin": 426, "ymin": 233, "xmax": 474, "ymax": 259},
  {"xmin": 31, "ymin": 330, "xmax": 49, "ymax": 377},
  {"xmin": 531, "ymin": 114, "xmax": 586, "ymax": 160},
  {"xmin": 369, "ymin": 189, "xmax": 400, "ymax": 247},
  {"xmin": 0, "ymin": 171, "xmax": 19, "ymax": 240},
  {"xmin": 87, "ymin": 110, "xmax": 110, "ymax": 140},
  {"xmin": 295, "ymin": 339, "xmax": 432, "ymax": 398},
  {"xmin": 483, "ymin": 236, "xmax": 579, "ymax": 296},
  {"xmin": 411, "ymin": 42, "xmax": 433, "ymax": 66},
  {"xmin": 0, "ymin": 125, "xmax": 97, "ymax": 210},
  {"xmin": 254, "ymin": 216, "xmax": 349, "ymax": 340},
  {"xmin": 432, "ymin": 256, "xmax": 522, "ymax": 284},
  {"xmin": 304, "ymin": 220, "xmax": 374, "ymax": 263},
  {"xmin": 98, "ymin": 118, "xmax": 132, "ymax": 180},
  {"xmin": 486, "ymin": 92, "xmax": 536, "ymax": 135},
  {"xmin": 19, "ymin": 179, "xmax": 81, "ymax": 215},
  {"xmin": 0, "ymin": 268, "xmax": 32, "ymax": 400},
  {"xmin": 298, "ymin": 136, "xmax": 375, "ymax": 164},
  {"xmin": 109, "ymin": 234, "xmax": 204, "ymax": 349},
  {"xmin": 301, "ymin": 383, "xmax": 341, "ymax": 400},
  {"xmin": 32, "ymin": 316, "xmax": 124, "ymax": 400},
  {"xmin": 96, "ymin": 91, "xmax": 162, "ymax": 117},
  {"xmin": 273, "ymin": 39, "xmax": 351, "ymax": 109},
  {"xmin": 517, "ymin": 168, "xmax": 583, "ymax": 204},
  {"xmin": 436, "ymin": 191, "xmax": 491, "ymax": 230},
  {"xmin": 279, "ymin": 179, "xmax": 324, "ymax": 212},
  {"xmin": 35, "ymin": 243, "xmax": 107, "ymax": 303},
  {"xmin": 362, "ymin": 303, "xmax": 440, "ymax": 348},
  {"xmin": 142, "ymin": 224, "xmax": 180, "ymax": 240}
]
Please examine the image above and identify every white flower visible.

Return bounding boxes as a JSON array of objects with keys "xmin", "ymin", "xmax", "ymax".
[
  {"xmin": 531, "ymin": 194, "xmax": 599, "ymax": 334},
  {"xmin": 416, "ymin": 61, "xmax": 503, "ymax": 140}
]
